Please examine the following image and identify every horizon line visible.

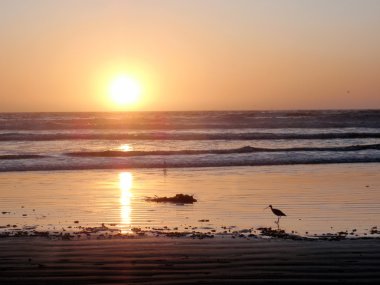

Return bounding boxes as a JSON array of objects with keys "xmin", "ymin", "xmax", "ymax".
[{"xmin": 1, "ymin": 108, "xmax": 380, "ymax": 114}]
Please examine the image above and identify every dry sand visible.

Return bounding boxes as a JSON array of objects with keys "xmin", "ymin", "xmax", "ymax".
[{"xmin": 1, "ymin": 237, "xmax": 379, "ymax": 284}]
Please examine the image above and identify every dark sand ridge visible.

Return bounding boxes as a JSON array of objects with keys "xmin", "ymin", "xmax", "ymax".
[{"xmin": 1, "ymin": 237, "xmax": 380, "ymax": 284}]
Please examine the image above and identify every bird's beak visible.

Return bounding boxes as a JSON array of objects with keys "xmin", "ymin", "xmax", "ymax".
[{"xmin": 264, "ymin": 206, "xmax": 269, "ymax": 210}]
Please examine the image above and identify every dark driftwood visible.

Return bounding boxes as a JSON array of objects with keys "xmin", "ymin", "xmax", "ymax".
[{"xmin": 145, "ymin": 194, "xmax": 197, "ymax": 204}]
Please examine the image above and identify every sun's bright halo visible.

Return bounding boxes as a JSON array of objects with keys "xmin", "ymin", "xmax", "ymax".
[{"xmin": 109, "ymin": 75, "xmax": 141, "ymax": 105}]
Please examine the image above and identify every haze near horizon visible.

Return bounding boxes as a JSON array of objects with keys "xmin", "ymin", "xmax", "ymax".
[{"xmin": 1, "ymin": 0, "xmax": 380, "ymax": 112}]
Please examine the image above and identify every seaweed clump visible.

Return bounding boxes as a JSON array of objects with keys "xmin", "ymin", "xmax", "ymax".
[{"xmin": 145, "ymin": 194, "xmax": 197, "ymax": 204}]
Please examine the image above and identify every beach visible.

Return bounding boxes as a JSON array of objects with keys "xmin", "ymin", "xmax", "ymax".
[
  {"xmin": 1, "ymin": 111, "xmax": 379, "ymax": 283},
  {"xmin": 1, "ymin": 165, "xmax": 379, "ymax": 237},
  {"xmin": 1, "ymin": 237, "xmax": 380, "ymax": 284},
  {"xmin": 0, "ymin": 164, "xmax": 379, "ymax": 283}
]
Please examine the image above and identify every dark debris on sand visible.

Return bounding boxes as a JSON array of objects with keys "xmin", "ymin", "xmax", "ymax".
[
  {"xmin": 256, "ymin": 227, "xmax": 380, "ymax": 241},
  {"xmin": 257, "ymin": 227, "xmax": 349, "ymax": 241},
  {"xmin": 1, "ymin": 223, "xmax": 380, "ymax": 241},
  {"xmin": 257, "ymin": 227, "xmax": 306, "ymax": 240},
  {"xmin": 145, "ymin": 194, "xmax": 197, "ymax": 204}
]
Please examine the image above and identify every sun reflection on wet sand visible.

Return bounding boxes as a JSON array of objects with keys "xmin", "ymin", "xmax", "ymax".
[{"xmin": 119, "ymin": 172, "xmax": 133, "ymax": 233}]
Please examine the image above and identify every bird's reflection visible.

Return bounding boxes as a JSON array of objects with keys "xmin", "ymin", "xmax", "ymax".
[{"xmin": 119, "ymin": 172, "xmax": 133, "ymax": 233}]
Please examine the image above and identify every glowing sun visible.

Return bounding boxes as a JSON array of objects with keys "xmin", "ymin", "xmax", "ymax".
[{"xmin": 109, "ymin": 75, "xmax": 141, "ymax": 105}]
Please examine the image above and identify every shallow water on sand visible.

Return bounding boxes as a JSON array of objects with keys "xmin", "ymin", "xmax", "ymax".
[{"xmin": 0, "ymin": 164, "xmax": 379, "ymax": 237}]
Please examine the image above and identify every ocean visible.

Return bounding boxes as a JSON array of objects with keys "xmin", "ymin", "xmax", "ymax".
[
  {"xmin": 1, "ymin": 110, "xmax": 380, "ymax": 172},
  {"xmin": 0, "ymin": 110, "xmax": 379, "ymax": 238}
]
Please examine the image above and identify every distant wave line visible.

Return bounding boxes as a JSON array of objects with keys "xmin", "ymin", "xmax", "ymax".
[
  {"xmin": 1, "ymin": 157, "xmax": 380, "ymax": 172},
  {"xmin": 2, "ymin": 132, "xmax": 380, "ymax": 141},
  {"xmin": 1, "ymin": 143, "xmax": 380, "ymax": 161},
  {"xmin": 1, "ymin": 110, "xmax": 380, "ymax": 130},
  {"xmin": 65, "ymin": 144, "xmax": 380, "ymax": 157},
  {"xmin": 0, "ymin": 154, "xmax": 46, "ymax": 160}
]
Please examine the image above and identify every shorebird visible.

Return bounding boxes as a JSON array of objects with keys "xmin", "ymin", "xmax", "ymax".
[{"xmin": 266, "ymin": 205, "xmax": 286, "ymax": 224}]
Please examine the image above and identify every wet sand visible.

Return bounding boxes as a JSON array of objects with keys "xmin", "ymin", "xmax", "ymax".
[
  {"xmin": 1, "ymin": 165, "xmax": 379, "ymax": 283},
  {"xmin": 1, "ymin": 237, "xmax": 380, "ymax": 284},
  {"xmin": 1, "ymin": 165, "xmax": 380, "ymax": 237}
]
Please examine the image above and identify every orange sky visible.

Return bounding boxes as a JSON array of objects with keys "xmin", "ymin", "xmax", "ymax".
[{"xmin": 1, "ymin": 0, "xmax": 380, "ymax": 112}]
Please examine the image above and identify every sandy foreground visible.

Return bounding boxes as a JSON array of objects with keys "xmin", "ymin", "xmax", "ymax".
[{"xmin": 0, "ymin": 237, "xmax": 379, "ymax": 284}]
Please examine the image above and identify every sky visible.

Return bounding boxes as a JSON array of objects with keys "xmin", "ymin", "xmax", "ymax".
[{"xmin": 1, "ymin": 0, "xmax": 380, "ymax": 112}]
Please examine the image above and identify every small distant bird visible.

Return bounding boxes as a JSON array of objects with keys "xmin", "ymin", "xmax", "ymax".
[{"xmin": 266, "ymin": 205, "xmax": 286, "ymax": 223}]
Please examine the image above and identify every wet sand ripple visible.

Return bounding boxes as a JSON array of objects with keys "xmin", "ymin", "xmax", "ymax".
[{"xmin": 0, "ymin": 237, "xmax": 380, "ymax": 284}]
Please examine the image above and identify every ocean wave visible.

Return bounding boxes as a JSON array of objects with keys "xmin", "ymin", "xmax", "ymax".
[
  {"xmin": 1, "ymin": 154, "xmax": 380, "ymax": 172},
  {"xmin": 1, "ymin": 144, "xmax": 380, "ymax": 172},
  {"xmin": 65, "ymin": 144, "xmax": 380, "ymax": 157},
  {"xmin": 1, "ymin": 110, "xmax": 380, "ymax": 130},
  {"xmin": 1, "ymin": 132, "xmax": 380, "ymax": 141},
  {"xmin": 0, "ymin": 154, "xmax": 46, "ymax": 160}
]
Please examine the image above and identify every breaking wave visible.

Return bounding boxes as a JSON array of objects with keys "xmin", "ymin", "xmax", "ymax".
[{"xmin": 65, "ymin": 144, "xmax": 380, "ymax": 157}]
